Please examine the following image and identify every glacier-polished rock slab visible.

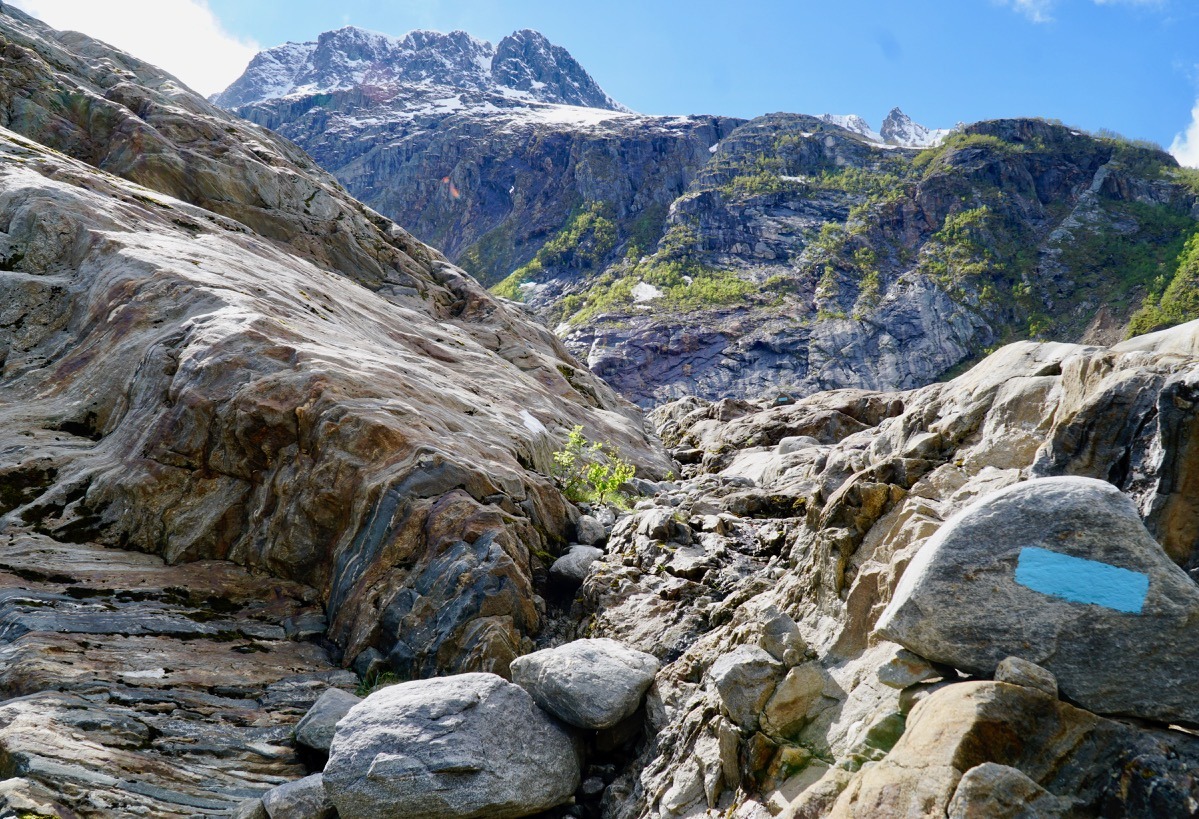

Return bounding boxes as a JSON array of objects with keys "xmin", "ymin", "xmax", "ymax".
[{"xmin": 877, "ymin": 476, "xmax": 1199, "ymax": 726}]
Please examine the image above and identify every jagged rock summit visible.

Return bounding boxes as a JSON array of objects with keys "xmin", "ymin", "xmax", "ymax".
[
  {"xmin": 818, "ymin": 107, "xmax": 951, "ymax": 148},
  {"xmin": 213, "ymin": 24, "xmax": 627, "ymax": 114}
]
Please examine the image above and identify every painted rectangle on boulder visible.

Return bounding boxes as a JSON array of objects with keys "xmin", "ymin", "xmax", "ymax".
[{"xmin": 1014, "ymin": 546, "xmax": 1149, "ymax": 614}]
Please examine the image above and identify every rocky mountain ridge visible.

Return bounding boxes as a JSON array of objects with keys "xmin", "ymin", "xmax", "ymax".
[
  {"xmin": 216, "ymin": 29, "xmax": 1199, "ymax": 410},
  {"xmin": 213, "ymin": 25, "xmax": 625, "ymax": 112}
]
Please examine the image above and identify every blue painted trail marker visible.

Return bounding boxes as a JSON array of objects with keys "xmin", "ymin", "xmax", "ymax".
[{"xmin": 1014, "ymin": 546, "xmax": 1150, "ymax": 614}]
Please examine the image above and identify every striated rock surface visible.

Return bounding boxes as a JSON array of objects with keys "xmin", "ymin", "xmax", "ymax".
[
  {"xmin": 0, "ymin": 534, "xmax": 355, "ymax": 817},
  {"xmin": 0, "ymin": 5, "xmax": 671, "ymax": 690},
  {"xmin": 323, "ymin": 673, "xmax": 580, "ymax": 819}
]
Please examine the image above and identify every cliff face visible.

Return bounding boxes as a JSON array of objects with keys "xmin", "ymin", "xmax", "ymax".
[
  {"xmin": 549, "ymin": 116, "xmax": 1198, "ymax": 405},
  {"xmin": 0, "ymin": 8, "xmax": 672, "ymax": 813}
]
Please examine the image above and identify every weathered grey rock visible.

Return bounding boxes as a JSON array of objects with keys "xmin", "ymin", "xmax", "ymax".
[
  {"xmin": 759, "ymin": 607, "xmax": 807, "ymax": 665},
  {"xmin": 575, "ymin": 514, "xmax": 607, "ymax": 546},
  {"xmin": 876, "ymin": 648, "xmax": 939, "ymax": 690},
  {"xmin": 261, "ymin": 774, "xmax": 336, "ymax": 819},
  {"xmin": 0, "ymin": 6, "xmax": 673, "ymax": 694},
  {"xmin": 761, "ymin": 663, "xmax": 826, "ymax": 740},
  {"xmin": 994, "ymin": 657, "xmax": 1058, "ymax": 698},
  {"xmin": 294, "ymin": 688, "xmax": 362, "ymax": 753},
  {"xmin": 878, "ymin": 476, "xmax": 1199, "ymax": 726},
  {"xmin": 550, "ymin": 545, "xmax": 605, "ymax": 585},
  {"xmin": 324, "ymin": 673, "xmax": 580, "ymax": 819},
  {"xmin": 947, "ymin": 763, "xmax": 1069, "ymax": 819},
  {"xmin": 708, "ymin": 646, "xmax": 783, "ymax": 730},
  {"xmin": 510, "ymin": 638, "xmax": 659, "ymax": 730},
  {"xmin": 778, "ymin": 436, "xmax": 821, "ymax": 455},
  {"xmin": 0, "ymin": 537, "xmax": 354, "ymax": 818},
  {"xmin": 232, "ymin": 799, "xmax": 268, "ymax": 819}
]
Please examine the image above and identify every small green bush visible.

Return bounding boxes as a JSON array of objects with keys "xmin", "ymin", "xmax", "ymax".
[{"xmin": 552, "ymin": 426, "xmax": 636, "ymax": 505}]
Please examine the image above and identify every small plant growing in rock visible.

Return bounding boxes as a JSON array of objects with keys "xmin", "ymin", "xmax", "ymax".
[
  {"xmin": 356, "ymin": 669, "xmax": 400, "ymax": 697},
  {"xmin": 552, "ymin": 425, "xmax": 636, "ymax": 505}
]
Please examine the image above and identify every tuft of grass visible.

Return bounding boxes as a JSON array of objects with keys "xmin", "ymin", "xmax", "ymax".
[{"xmin": 356, "ymin": 670, "xmax": 400, "ymax": 697}]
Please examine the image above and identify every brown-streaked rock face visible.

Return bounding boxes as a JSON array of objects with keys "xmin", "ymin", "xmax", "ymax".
[
  {"xmin": 827, "ymin": 681, "xmax": 1199, "ymax": 818},
  {"xmin": 0, "ymin": 5, "xmax": 673, "ymax": 684}
]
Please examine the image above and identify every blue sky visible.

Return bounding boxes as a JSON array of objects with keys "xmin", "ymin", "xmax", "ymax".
[{"xmin": 11, "ymin": 0, "xmax": 1199, "ymax": 163}]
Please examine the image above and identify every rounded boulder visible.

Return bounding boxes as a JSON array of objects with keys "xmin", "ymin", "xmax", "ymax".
[
  {"xmin": 323, "ymin": 672, "xmax": 580, "ymax": 819},
  {"xmin": 510, "ymin": 638, "xmax": 659, "ymax": 730}
]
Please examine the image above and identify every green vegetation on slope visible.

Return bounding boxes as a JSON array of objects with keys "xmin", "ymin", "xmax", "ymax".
[
  {"xmin": 1128, "ymin": 232, "xmax": 1199, "ymax": 336},
  {"xmin": 555, "ymin": 258, "xmax": 758, "ymax": 325},
  {"xmin": 490, "ymin": 201, "xmax": 618, "ymax": 301}
]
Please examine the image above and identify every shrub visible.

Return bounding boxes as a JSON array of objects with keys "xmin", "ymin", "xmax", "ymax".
[{"xmin": 552, "ymin": 426, "xmax": 636, "ymax": 505}]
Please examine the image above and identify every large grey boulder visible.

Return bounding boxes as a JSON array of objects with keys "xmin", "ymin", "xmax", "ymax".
[
  {"xmin": 323, "ymin": 673, "xmax": 579, "ymax": 819},
  {"xmin": 294, "ymin": 688, "xmax": 362, "ymax": 753},
  {"xmin": 877, "ymin": 477, "xmax": 1199, "ymax": 726},
  {"xmin": 261, "ymin": 774, "xmax": 336, "ymax": 819},
  {"xmin": 510, "ymin": 638, "xmax": 659, "ymax": 730},
  {"xmin": 575, "ymin": 515, "xmax": 607, "ymax": 546}
]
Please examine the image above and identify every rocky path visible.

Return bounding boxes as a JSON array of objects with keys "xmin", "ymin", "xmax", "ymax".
[{"xmin": 0, "ymin": 528, "xmax": 354, "ymax": 818}]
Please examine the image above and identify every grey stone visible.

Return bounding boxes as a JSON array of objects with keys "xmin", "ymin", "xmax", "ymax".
[
  {"xmin": 510, "ymin": 638, "xmax": 659, "ymax": 730},
  {"xmin": 324, "ymin": 673, "xmax": 580, "ymax": 819},
  {"xmin": 878, "ymin": 477, "xmax": 1199, "ymax": 726},
  {"xmin": 575, "ymin": 514, "xmax": 606, "ymax": 546},
  {"xmin": 232, "ymin": 799, "xmax": 268, "ymax": 819},
  {"xmin": 708, "ymin": 646, "xmax": 783, "ymax": 730},
  {"xmin": 759, "ymin": 607, "xmax": 807, "ymax": 665},
  {"xmin": 760, "ymin": 663, "xmax": 825, "ymax": 740},
  {"xmin": 261, "ymin": 774, "xmax": 335, "ymax": 819},
  {"xmin": 947, "ymin": 763, "xmax": 1069, "ymax": 819},
  {"xmin": 777, "ymin": 436, "xmax": 821, "ymax": 455},
  {"xmin": 877, "ymin": 648, "xmax": 940, "ymax": 690},
  {"xmin": 995, "ymin": 657, "xmax": 1058, "ymax": 698},
  {"xmin": 294, "ymin": 688, "xmax": 362, "ymax": 753},
  {"xmin": 550, "ymin": 545, "xmax": 604, "ymax": 585},
  {"xmin": 282, "ymin": 611, "xmax": 327, "ymax": 641}
]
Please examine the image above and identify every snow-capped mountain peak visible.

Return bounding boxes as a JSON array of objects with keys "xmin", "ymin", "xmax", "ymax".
[
  {"xmin": 818, "ymin": 113, "xmax": 883, "ymax": 144},
  {"xmin": 213, "ymin": 26, "xmax": 624, "ymax": 112},
  {"xmin": 818, "ymin": 108, "xmax": 949, "ymax": 149},
  {"xmin": 879, "ymin": 107, "xmax": 950, "ymax": 149}
]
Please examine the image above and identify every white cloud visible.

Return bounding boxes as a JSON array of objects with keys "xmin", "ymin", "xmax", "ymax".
[
  {"xmin": 8, "ymin": 0, "xmax": 259, "ymax": 96},
  {"xmin": 1171, "ymin": 101, "xmax": 1199, "ymax": 169},
  {"xmin": 999, "ymin": 0, "xmax": 1056, "ymax": 23},
  {"xmin": 1000, "ymin": 0, "xmax": 1168, "ymax": 22}
]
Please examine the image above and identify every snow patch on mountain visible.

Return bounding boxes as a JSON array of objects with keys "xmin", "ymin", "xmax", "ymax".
[
  {"xmin": 818, "ymin": 108, "xmax": 950, "ymax": 149},
  {"xmin": 214, "ymin": 25, "xmax": 625, "ymax": 113},
  {"xmin": 818, "ymin": 114, "xmax": 883, "ymax": 144}
]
